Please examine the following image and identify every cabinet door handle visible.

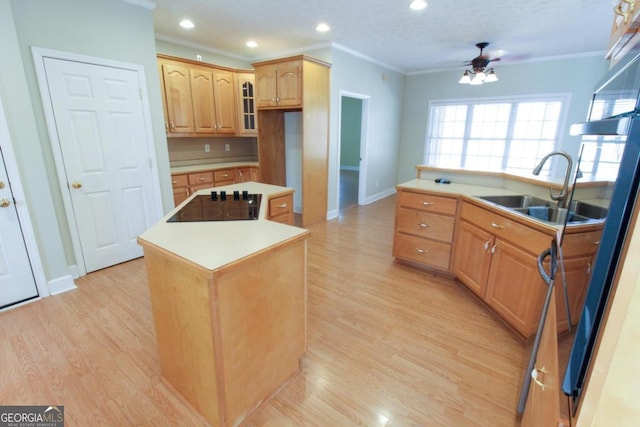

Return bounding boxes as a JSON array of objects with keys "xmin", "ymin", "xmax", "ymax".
[
  {"xmin": 421, "ymin": 201, "xmax": 433, "ymax": 206},
  {"xmin": 199, "ymin": 176, "xmax": 205, "ymax": 181},
  {"xmin": 170, "ymin": 121, "xmax": 175, "ymax": 130},
  {"xmin": 172, "ymin": 180, "xmax": 177, "ymax": 184},
  {"xmin": 490, "ymin": 222, "xmax": 504, "ymax": 229},
  {"xmin": 415, "ymin": 248, "xmax": 428, "ymax": 254},
  {"xmin": 531, "ymin": 367, "xmax": 548, "ymax": 390},
  {"xmin": 491, "ymin": 243, "xmax": 498, "ymax": 254},
  {"xmin": 276, "ymin": 203, "xmax": 288, "ymax": 208},
  {"xmin": 418, "ymin": 223, "xmax": 430, "ymax": 228},
  {"xmin": 587, "ymin": 262, "xmax": 592, "ymax": 274},
  {"xmin": 484, "ymin": 240, "xmax": 491, "ymax": 251},
  {"xmin": 593, "ymin": 240, "xmax": 600, "ymax": 245},
  {"xmin": 222, "ymin": 174, "xmax": 229, "ymax": 178}
]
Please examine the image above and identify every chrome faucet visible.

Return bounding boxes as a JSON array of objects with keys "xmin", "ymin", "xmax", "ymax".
[{"xmin": 532, "ymin": 151, "xmax": 574, "ymax": 208}]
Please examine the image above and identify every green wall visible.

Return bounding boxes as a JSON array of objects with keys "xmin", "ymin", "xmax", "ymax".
[
  {"xmin": 397, "ymin": 55, "xmax": 610, "ymax": 183},
  {"xmin": 340, "ymin": 97, "xmax": 362, "ymax": 168}
]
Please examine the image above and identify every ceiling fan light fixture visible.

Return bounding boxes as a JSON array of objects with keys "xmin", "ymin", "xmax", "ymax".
[
  {"xmin": 469, "ymin": 75, "xmax": 484, "ymax": 85},
  {"xmin": 410, "ymin": 0, "xmax": 428, "ymax": 10},
  {"xmin": 458, "ymin": 70, "xmax": 472, "ymax": 84},
  {"xmin": 316, "ymin": 22, "xmax": 331, "ymax": 32},
  {"xmin": 484, "ymin": 69, "xmax": 498, "ymax": 83}
]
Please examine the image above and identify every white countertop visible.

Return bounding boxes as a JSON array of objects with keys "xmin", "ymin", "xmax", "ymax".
[
  {"xmin": 170, "ymin": 161, "xmax": 259, "ymax": 175},
  {"xmin": 138, "ymin": 182, "xmax": 308, "ymax": 271},
  {"xmin": 397, "ymin": 179, "xmax": 521, "ymax": 198}
]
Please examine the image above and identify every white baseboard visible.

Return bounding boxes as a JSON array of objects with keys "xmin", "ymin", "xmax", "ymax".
[
  {"xmin": 48, "ymin": 274, "xmax": 77, "ymax": 295},
  {"xmin": 362, "ymin": 187, "xmax": 396, "ymax": 205},
  {"xmin": 68, "ymin": 264, "xmax": 80, "ymax": 279},
  {"xmin": 326, "ymin": 209, "xmax": 339, "ymax": 220}
]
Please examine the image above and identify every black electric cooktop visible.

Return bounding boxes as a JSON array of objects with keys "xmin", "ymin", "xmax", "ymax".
[{"xmin": 167, "ymin": 191, "xmax": 261, "ymax": 222}]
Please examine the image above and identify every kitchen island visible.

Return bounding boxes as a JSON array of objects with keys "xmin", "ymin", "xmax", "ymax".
[{"xmin": 137, "ymin": 182, "xmax": 309, "ymax": 427}]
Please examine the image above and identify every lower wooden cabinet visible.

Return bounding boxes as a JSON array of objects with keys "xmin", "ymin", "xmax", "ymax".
[
  {"xmin": 268, "ymin": 193, "xmax": 294, "ymax": 225},
  {"xmin": 393, "ymin": 189, "xmax": 458, "ymax": 274},
  {"xmin": 170, "ymin": 165, "xmax": 260, "ymax": 206},
  {"xmin": 454, "ymin": 201, "xmax": 551, "ymax": 338}
]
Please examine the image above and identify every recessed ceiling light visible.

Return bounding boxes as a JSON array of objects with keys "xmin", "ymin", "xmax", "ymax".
[
  {"xmin": 316, "ymin": 22, "xmax": 330, "ymax": 33},
  {"xmin": 409, "ymin": 0, "xmax": 427, "ymax": 10},
  {"xmin": 246, "ymin": 40, "xmax": 258, "ymax": 48},
  {"xmin": 179, "ymin": 19, "xmax": 194, "ymax": 29}
]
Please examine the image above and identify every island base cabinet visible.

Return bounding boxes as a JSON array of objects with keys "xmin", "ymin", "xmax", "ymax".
[{"xmin": 140, "ymin": 237, "xmax": 307, "ymax": 427}]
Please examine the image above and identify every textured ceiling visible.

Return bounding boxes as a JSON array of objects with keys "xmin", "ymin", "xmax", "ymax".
[{"xmin": 150, "ymin": 0, "xmax": 614, "ymax": 73}]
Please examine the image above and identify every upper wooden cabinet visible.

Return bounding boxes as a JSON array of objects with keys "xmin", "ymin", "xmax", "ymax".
[
  {"xmin": 235, "ymin": 73, "xmax": 258, "ymax": 135},
  {"xmin": 254, "ymin": 59, "xmax": 302, "ymax": 109},
  {"xmin": 160, "ymin": 60, "xmax": 195, "ymax": 134},
  {"xmin": 158, "ymin": 55, "xmax": 239, "ymax": 137},
  {"xmin": 607, "ymin": 0, "xmax": 640, "ymax": 61}
]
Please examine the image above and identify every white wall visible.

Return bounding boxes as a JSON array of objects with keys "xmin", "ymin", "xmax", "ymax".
[
  {"xmin": 397, "ymin": 54, "xmax": 610, "ymax": 183},
  {"xmin": 1, "ymin": 0, "xmax": 169, "ymax": 280}
]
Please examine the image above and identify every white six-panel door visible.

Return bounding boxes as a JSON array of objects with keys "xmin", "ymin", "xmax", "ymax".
[
  {"xmin": 43, "ymin": 57, "xmax": 159, "ymax": 273},
  {"xmin": 0, "ymin": 146, "xmax": 38, "ymax": 307}
]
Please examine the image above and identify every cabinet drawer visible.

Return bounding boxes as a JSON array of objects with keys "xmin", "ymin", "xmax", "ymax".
[
  {"xmin": 396, "ymin": 207, "xmax": 455, "ymax": 243},
  {"xmin": 461, "ymin": 202, "xmax": 550, "ymax": 255},
  {"xmin": 397, "ymin": 190, "xmax": 457, "ymax": 215},
  {"xmin": 214, "ymin": 169, "xmax": 235, "ymax": 183},
  {"xmin": 269, "ymin": 194, "xmax": 293, "ymax": 216},
  {"xmin": 171, "ymin": 174, "xmax": 188, "ymax": 188},
  {"xmin": 188, "ymin": 171, "xmax": 214, "ymax": 186},
  {"xmin": 562, "ymin": 230, "xmax": 603, "ymax": 258},
  {"xmin": 394, "ymin": 233, "xmax": 451, "ymax": 270}
]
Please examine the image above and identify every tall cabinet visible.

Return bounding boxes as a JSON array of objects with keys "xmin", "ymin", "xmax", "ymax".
[{"xmin": 252, "ymin": 56, "xmax": 330, "ymax": 227}]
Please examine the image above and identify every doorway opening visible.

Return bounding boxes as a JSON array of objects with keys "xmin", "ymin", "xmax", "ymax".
[{"xmin": 338, "ymin": 92, "xmax": 369, "ymax": 213}]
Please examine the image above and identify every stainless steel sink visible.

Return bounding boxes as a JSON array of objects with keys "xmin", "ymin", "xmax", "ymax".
[
  {"xmin": 478, "ymin": 195, "xmax": 608, "ymax": 225},
  {"xmin": 478, "ymin": 194, "xmax": 551, "ymax": 209}
]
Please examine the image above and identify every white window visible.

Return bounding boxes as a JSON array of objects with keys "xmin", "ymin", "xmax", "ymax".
[{"xmin": 425, "ymin": 96, "xmax": 568, "ymax": 175}]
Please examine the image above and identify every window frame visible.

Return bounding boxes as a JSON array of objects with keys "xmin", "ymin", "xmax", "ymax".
[{"xmin": 424, "ymin": 93, "xmax": 573, "ymax": 175}]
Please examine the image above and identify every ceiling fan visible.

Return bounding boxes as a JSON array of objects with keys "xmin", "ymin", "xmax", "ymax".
[{"xmin": 459, "ymin": 42, "xmax": 500, "ymax": 85}]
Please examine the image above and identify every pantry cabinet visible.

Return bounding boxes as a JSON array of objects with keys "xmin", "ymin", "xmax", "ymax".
[{"xmin": 252, "ymin": 55, "xmax": 330, "ymax": 227}]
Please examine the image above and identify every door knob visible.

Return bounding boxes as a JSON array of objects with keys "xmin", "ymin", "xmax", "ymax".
[
  {"xmin": 0, "ymin": 181, "xmax": 5, "ymax": 189},
  {"xmin": 71, "ymin": 181, "xmax": 82, "ymax": 189},
  {"xmin": 0, "ymin": 198, "xmax": 10, "ymax": 208}
]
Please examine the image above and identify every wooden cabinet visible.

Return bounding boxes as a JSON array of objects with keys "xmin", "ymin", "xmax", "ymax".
[
  {"xmin": 213, "ymin": 168, "xmax": 235, "ymax": 186},
  {"xmin": 236, "ymin": 166, "xmax": 259, "ymax": 183},
  {"xmin": 521, "ymin": 292, "xmax": 562, "ymax": 427},
  {"xmin": 607, "ymin": 0, "xmax": 640, "ymax": 61},
  {"xmin": 268, "ymin": 193, "xmax": 294, "ymax": 225},
  {"xmin": 171, "ymin": 174, "xmax": 190, "ymax": 206},
  {"xmin": 189, "ymin": 66, "xmax": 237, "ymax": 135},
  {"xmin": 253, "ymin": 56, "xmax": 330, "ymax": 227},
  {"xmin": 160, "ymin": 60, "xmax": 194, "ymax": 134},
  {"xmin": 139, "ymin": 229, "xmax": 308, "ymax": 427},
  {"xmin": 555, "ymin": 229, "xmax": 602, "ymax": 333},
  {"xmin": 254, "ymin": 60, "xmax": 302, "ymax": 109},
  {"xmin": 235, "ymin": 73, "xmax": 257, "ymax": 136},
  {"xmin": 393, "ymin": 189, "xmax": 458, "ymax": 273},
  {"xmin": 454, "ymin": 201, "xmax": 550, "ymax": 338},
  {"xmin": 170, "ymin": 165, "xmax": 260, "ymax": 206},
  {"xmin": 158, "ymin": 55, "xmax": 237, "ymax": 137}
]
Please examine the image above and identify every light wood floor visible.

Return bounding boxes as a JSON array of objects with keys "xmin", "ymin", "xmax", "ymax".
[{"xmin": 1, "ymin": 195, "xmax": 538, "ymax": 426}]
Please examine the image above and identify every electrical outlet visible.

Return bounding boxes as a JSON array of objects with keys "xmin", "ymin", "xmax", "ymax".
[
  {"xmin": 204, "ymin": 144, "xmax": 210, "ymax": 153},
  {"xmin": 196, "ymin": 54, "xmax": 203, "ymax": 61},
  {"xmin": 225, "ymin": 143, "xmax": 231, "ymax": 152}
]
